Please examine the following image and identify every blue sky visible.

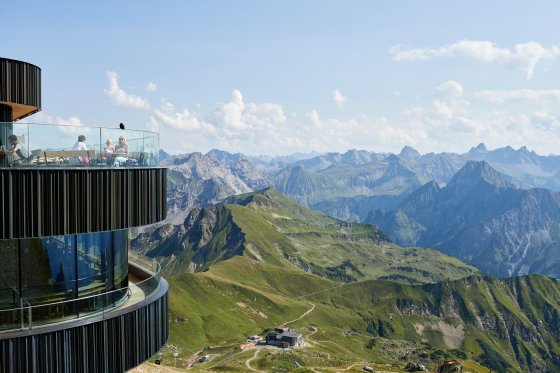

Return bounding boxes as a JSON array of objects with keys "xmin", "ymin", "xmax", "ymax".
[{"xmin": 3, "ymin": 1, "xmax": 560, "ymax": 155}]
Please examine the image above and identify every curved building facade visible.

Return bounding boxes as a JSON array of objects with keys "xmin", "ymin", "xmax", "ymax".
[{"xmin": 0, "ymin": 57, "xmax": 168, "ymax": 372}]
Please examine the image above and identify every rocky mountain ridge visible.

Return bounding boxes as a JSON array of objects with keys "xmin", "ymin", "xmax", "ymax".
[{"xmin": 368, "ymin": 161, "xmax": 560, "ymax": 277}]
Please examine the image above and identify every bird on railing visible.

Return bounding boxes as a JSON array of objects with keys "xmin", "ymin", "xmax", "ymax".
[{"xmin": 119, "ymin": 122, "xmax": 125, "ymax": 130}]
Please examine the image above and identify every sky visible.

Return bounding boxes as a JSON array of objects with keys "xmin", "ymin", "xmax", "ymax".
[{"xmin": 3, "ymin": 1, "xmax": 560, "ymax": 156}]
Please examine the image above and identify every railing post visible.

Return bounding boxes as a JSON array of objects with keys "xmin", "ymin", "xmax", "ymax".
[
  {"xmin": 28, "ymin": 305, "xmax": 32, "ymax": 330},
  {"xmin": 19, "ymin": 297, "xmax": 24, "ymax": 329}
]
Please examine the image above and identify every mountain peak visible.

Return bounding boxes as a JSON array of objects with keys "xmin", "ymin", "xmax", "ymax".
[
  {"xmin": 468, "ymin": 143, "xmax": 488, "ymax": 158},
  {"xmin": 448, "ymin": 161, "xmax": 511, "ymax": 188},
  {"xmin": 475, "ymin": 143, "xmax": 487, "ymax": 151},
  {"xmin": 399, "ymin": 146, "xmax": 421, "ymax": 161}
]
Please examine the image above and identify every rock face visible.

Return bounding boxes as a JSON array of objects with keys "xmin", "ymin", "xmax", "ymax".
[
  {"xmin": 368, "ymin": 161, "xmax": 560, "ymax": 277},
  {"xmin": 163, "ymin": 151, "xmax": 269, "ymax": 224},
  {"xmin": 132, "ymin": 205, "xmax": 245, "ymax": 273}
]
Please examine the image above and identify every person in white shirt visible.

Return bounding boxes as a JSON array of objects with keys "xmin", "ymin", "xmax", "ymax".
[
  {"xmin": 8, "ymin": 135, "xmax": 29, "ymax": 160},
  {"xmin": 72, "ymin": 135, "xmax": 87, "ymax": 150}
]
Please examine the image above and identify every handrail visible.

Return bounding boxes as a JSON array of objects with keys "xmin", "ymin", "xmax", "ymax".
[{"xmin": 0, "ymin": 257, "xmax": 162, "ymax": 332}]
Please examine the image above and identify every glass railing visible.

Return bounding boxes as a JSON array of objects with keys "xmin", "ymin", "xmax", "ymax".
[
  {"xmin": 0, "ymin": 122, "xmax": 159, "ymax": 167},
  {"xmin": 0, "ymin": 256, "xmax": 162, "ymax": 332}
]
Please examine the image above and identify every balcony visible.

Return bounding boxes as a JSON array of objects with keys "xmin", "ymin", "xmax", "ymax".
[
  {"xmin": 0, "ymin": 122, "xmax": 159, "ymax": 168},
  {"xmin": 0, "ymin": 252, "xmax": 168, "ymax": 372}
]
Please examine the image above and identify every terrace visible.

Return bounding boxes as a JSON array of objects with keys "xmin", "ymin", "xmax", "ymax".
[
  {"xmin": 0, "ymin": 122, "xmax": 159, "ymax": 168},
  {"xmin": 0, "ymin": 252, "xmax": 163, "ymax": 334}
]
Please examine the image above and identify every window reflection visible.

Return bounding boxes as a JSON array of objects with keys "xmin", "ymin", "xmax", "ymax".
[{"xmin": 0, "ymin": 230, "xmax": 128, "ymax": 312}]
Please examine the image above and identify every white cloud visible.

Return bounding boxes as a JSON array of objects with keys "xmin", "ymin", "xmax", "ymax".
[
  {"xmin": 152, "ymin": 99, "xmax": 204, "ymax": 131},
  {"xmin": 149, "ymin": 90, "xmax": 291, "ymax": 154},
  {"xmin": 331, "ymin": 89, "xmax": 348, "ymax": 107},
  {"xmin": 389, "ymin": 40, "xmax": 560, "ymax": 79},
  {"xmin": 437, "ymin": 80, "xmax": 463, "ymax": 98},
  {"xmin": 146, "ymin": 82, "xmax": 157, "ymax": 92},
  {"xmin": 104, "ymin": 71, "xmax": 151, "ymax": 109},
  {"xmin": 432, "ymin": 100, "xmax": 454, "ymax": 119},
  {"xmin": 474, "ymin": 89, "xmax": 560, "ymax": 103},
  {"xmin": 144, "ymin": 82, "xmax": 560, "ymax": 156},
  {"xmin": 210, "ymin": 90, "xmax": 287, "ymax": 131}
]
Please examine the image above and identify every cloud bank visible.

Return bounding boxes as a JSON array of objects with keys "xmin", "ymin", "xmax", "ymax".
[{"xmin": 390, "ymin": 40, "xmax": 560, "ymax": 79}]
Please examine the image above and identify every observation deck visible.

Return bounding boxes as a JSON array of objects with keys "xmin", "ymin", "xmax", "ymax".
[{"xmin": 0, "ymin": 124, "xmax": 168, "ymax": 372}]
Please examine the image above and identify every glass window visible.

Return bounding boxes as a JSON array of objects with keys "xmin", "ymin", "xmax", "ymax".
[{"xmin": 21, "ymin": 236, "xmax": 76, "ymax": 305}]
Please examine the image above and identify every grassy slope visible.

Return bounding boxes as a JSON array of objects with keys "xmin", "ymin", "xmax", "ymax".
[
  {"xmin": 224, "ymin": 188, "xmax": 478, "ymax": 284},
  {"xmin": 166, "ymin": 260, "xmax": 560, "ymax": 372}
]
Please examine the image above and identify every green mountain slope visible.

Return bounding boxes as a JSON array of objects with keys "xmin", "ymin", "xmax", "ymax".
[
  {"xmin": 165, "ymin": 254, "xmax": 560, "ymax": 372},
  {"xmin": 132, "ymin": 187, "xmax": 478, "ymax": 284}
]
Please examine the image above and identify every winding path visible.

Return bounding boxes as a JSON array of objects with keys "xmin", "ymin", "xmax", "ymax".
[
  {"xmin": 245, "ymin": 348, "xmax": 264, "ymax": 372},
  {"xmin": 284, "ymin": 302, "xmax": 315, "ymax": 325}
]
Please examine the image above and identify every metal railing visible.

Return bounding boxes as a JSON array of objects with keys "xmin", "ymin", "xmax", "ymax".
[
  {"xmin": 0, "ymin": 256, "xmax": 161, "ymax": 332},
  {"xmin": 0, "ymin": 122, "xmax": 159, "ymax": 168}
]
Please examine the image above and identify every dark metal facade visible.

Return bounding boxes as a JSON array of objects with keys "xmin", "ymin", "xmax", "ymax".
[
  {"xmin": 0, "ymin": 106, "xmax": 12, "ymax": 123},
  {"xmin": 0, "ymin": 167, "xmax": 167, "ymax": 239},
  {"xmin": 0, "ymin": 279, "xmax": 169, "ymax": 373},
  {"xmin": 0, "ymin": 58, "xmax": 41, "ymax": 121}
]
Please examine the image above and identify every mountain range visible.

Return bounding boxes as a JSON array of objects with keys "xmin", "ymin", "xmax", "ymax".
[
  {"xmin": 158, "ymin": 145, "xmax": 560, "ymax": 278},
  {"xmin": 368, "ymin": 161, "xmax": 560, "ymax": 278}
]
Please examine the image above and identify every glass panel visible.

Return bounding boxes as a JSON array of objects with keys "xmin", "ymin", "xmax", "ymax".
[
  {"xmin": 21, "ymin": 237, "xmax": 76, "ymax": 305},
  {"xmin": 0, "ymin": 122, "xmax": 159, "ymax": 168},
  {"xmin": 0, "ymin": 229, "xmax": 164, "ymax": 331},
  {"xmin": 114, "ymin": 230, "xmax": 129, "ymax": 290},
  {"xmin": 77, "ymin": 233, "xmax": 108, "ymax": 298}
]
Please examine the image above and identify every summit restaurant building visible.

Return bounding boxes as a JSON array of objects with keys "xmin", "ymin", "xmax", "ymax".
[{"xmin": 0, "ymin": 57, "xmax": 168, "ymax": 372}]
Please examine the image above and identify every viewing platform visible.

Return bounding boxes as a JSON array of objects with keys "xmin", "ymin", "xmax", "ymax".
[{"xmin": 0, "ymin": 122, "xmax": 160, "ymax": 168}]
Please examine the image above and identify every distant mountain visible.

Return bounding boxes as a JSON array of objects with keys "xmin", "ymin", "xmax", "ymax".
[
  {"xmin": 250, "ymin": 150, "xmax": 323, "ymax": 166},
  {"xmin": 271, "ymin": 154, "xmax": 425, "ymax": 220},
  {"xmin": 132, "ymin": 187, "xmax": 477, "ymax": 283},
  {"xmin": 206, "ymin": 149, "xmax": 269, "ymax": 191},
  {"xmin": 159, "ymin": 149, "xmax": 172, "ymax": 162},
  {"xmin": 291, "ymin": 149, "xmax": 386, "ymax": 172},
  {"xmin": 163, "ymin": 152, "xmax": 267, "ymax": 224},
  {"xmin": 368, "ymin": 161, "xmax": 560, "ymax": 277},
  {"xmin": 162, "ymin": 145, "xmax": 560, "ymax": 226},
  {"xmin": 264, "ymin": 144, "xmax": 560, "ymax": 222}
]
